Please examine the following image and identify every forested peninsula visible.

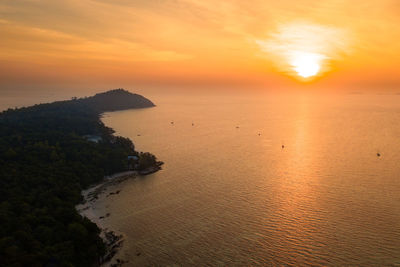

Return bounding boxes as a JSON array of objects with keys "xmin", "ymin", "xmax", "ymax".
[{"xmin": 0, "ymin": 89, "xmax": 160, "ymax": 266}]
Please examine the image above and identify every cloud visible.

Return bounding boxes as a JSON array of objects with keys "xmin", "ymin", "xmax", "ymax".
[
  {"xmin": 1, "ymin": 0, "xmax": 400, "ymax": 89},
  {"xmin": 0, "ymin": 5, "xmax": 192, "ymax": 63},
  {"xmin": 256, "ymin": 22, "xmax": 351, "ymax": 77}
]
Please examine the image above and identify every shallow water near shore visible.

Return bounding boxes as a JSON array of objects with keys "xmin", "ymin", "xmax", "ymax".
[{"xmin": 98, "ymin": 92, "xmax": 400, "ymax": 265}]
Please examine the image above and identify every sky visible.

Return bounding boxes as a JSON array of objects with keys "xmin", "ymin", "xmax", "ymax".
[{"xmin": 1, "ymin": 0, "xmax": 400, "ymax": 93}]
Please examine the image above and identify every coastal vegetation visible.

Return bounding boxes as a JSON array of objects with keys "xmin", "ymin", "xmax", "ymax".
[{"xmin": 0, "ymin": 89, "xmax": 158, "ymax": 266}]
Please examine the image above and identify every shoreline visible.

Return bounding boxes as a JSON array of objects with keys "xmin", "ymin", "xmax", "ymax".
[
  {"xmin": 0, "ymin": 89, "xmax": 158, "ymax": 266},
  {"xmin": 76, "ymin": 171, "xmax": 138, "ymax": 266}
]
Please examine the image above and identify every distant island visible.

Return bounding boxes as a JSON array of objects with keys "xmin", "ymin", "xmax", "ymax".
[{"xmin": 0, "ymin": 89, "xmax": 161, "ymax": 266}]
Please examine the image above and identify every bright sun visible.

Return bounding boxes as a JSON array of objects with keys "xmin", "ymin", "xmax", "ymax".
[
  {"xmin": 256, "ymin": 22, "xmax": 349, "ymax": 80},
  {"xmin": 290, "ymin": 51, "xmax": 324, "ymax": 78}
]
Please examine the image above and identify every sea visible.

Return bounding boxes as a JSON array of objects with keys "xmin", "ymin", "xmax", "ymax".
[{"xmin": 3, "ymin": 90, "xmax": 400, "ymax": 265}]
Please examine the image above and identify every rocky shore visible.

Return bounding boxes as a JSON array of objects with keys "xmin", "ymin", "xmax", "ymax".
[
  {"xmin": 76, "ymin": 171, "xmax": 137, "ymax": 266},
  {"xmin": 76, "ymin": 163, "xmax": 163, "ymax": 266}
]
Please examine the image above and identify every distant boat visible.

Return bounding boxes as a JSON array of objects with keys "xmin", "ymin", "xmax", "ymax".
[
  {"xmin": 171, "ymin": 121, "xmax": 174, "ymax": 125},
  {"xmin": 236, "ymin": 126, "xmax": 240, "ymax": 129},
  {"xmin": 192, "ymin": 122, "xmax": 194, "ymax": 126},
  {"xmin": 258, "ymin": 133, "xmax": 261, "ymax": 136},
  {"xmin": 377, "ymin": 152, "xmax": 381, "ymax": 157},
  {"xmin": 282, "ymin": 145, "xmax": 285, "ymax": 149}
]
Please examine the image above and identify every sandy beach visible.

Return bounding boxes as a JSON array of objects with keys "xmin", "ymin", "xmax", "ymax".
[{"xmin": 76, "ymin": 171, "xmax": 137, "ymax": 266}]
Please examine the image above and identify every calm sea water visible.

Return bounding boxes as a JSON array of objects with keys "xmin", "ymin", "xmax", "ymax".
[
  {"xmin": 100, "ymin": 92, "xmax": 400, "ymax": 266},
  {"xmin": 2, "ymin": 91, "xmax": 400, "ymax": 265}
]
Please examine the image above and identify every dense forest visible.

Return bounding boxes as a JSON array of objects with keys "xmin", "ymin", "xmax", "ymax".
[{"xmin": 0, "ymin": 89, "xmax": 158, "ymax": 266}]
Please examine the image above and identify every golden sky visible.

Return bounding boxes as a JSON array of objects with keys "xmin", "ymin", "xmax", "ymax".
[{"xmin": 1, "ymin": 0, "xmax": 400, "ymax": 91}]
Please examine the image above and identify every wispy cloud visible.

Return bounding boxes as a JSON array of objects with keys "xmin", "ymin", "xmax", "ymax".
[
  {"xmin": 256, "ymin": 22, "xmax": 351, "ymax": 77},
  {"xmin": 1, "ymin": 0, "xmax": 400, "ymax": 88}
]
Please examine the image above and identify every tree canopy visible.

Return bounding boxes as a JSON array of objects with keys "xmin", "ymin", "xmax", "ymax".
[{"xmin": 0, "ymin": 89, "xmax": 155, "ymax": 266}]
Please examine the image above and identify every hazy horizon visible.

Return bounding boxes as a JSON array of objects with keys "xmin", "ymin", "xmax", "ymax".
[
  {"xmin": 2, "ymin": 1, "xmax": 400, "ymax": 266},
  {"xmin": 1, "ymin": 0, "xmax": 400, "ymax": 93}
]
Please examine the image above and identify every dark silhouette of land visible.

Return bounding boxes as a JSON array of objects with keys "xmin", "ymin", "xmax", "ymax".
[
  {"xmin": 0, "ymin": 89, "xmax": 159, "ymax": 266},
  {"xmin": 78, "ymin": 88, "xmax": 155, "ymax": 112}
]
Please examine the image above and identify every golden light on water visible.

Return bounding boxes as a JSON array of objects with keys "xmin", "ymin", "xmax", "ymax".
[{"xmin": 256, "ymin": 22, "xmax": 350, "ymax": 81}]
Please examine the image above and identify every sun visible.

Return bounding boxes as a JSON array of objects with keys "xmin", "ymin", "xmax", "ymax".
[
  {"xmin": 289, "ymin": 51, "xmax": 324, "ymax": 78},
  {"xmin": 256, "ymin": 22, "xmax": 350, "ymax": 80}
]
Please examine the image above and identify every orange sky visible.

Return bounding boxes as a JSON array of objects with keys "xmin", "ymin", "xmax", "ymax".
[{"xmin": 1, "ymin": 0, "xmax": 400, "ymax": 92}]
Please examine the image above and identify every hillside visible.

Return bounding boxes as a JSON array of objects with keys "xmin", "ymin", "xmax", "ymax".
[
  {"xmin": 79, "ymin": 88, "xmax": 155, "ymax": 112},
  {"xmin": 0, "ymin": 89, "xmax": 158, "ymax": 266}
]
